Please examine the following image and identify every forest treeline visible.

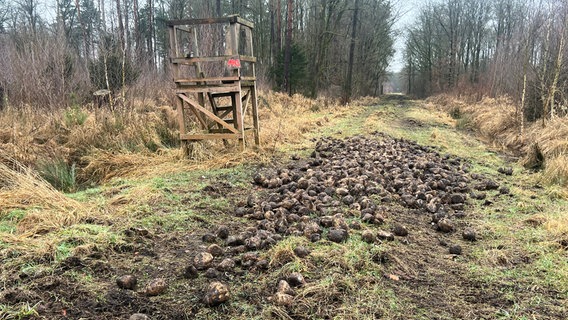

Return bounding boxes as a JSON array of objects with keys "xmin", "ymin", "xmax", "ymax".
[
  {"xmin": 0, "ymin": 0, "xmax": 395, "ymax": 108},
  {"xmin": 404, "ymin": 0, "xmax": 568, "ymax": 124}
]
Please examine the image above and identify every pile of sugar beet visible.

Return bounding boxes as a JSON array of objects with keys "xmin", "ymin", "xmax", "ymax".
[{"xmin": 126, "ymin": 133, "xmax": 513, "ymax": 316}]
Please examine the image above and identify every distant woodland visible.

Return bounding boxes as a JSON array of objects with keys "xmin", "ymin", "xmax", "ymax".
[
  {"xmin": 404, "ymin": 0, "xmax": 568, "ymax": 123},
  {"xmin": 0, "ymin": 0, "xmax": 396, "ymax": 107},
  {"xmin": 2, "ymin": 0, "xmax": 566, "ymax": 127}
]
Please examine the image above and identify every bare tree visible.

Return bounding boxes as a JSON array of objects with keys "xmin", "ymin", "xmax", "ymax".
[
  {"xmin": 343, "ymin": 0, "xmax": 359, "ymax": 103},
  {"xmin": 283, "ymin": 0, "xmax": 293, "ymax": 94}
]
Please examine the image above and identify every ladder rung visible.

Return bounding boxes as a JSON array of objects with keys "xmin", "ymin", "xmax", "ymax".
[
  {"xmin": 209, "ymin": 126, "xmax": 252, "ymax": 133},
  {"xmin": 209, "ymin": 129, "xmax": 233, "ymax": 134},
  {"xmin": 211, "ymin": 92, "xmax": 236, "ymax": 98},
  {"xmin": 216, "ymin": 106, "xmax": 233, "ymax": 111}
]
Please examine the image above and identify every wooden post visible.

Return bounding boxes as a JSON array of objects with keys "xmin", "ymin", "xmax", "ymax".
[
  {"xmin": 246, "ymin": 26, "xmax": 260, "ymax": 146},
  {"xmin": 176, "ymin": 96, "xmax": 189, "ymax": 155},
  {"xmin": 191, "ymin": 27, "xmax": 207, "ymax": 123},
  {"xmin": 251, "ymin": 86, "xmax": 260, "ymax": 146},
  {"xmin": 229, "ymin": 22, "xmax": 245, "ymax": 149},
  {"xmin": 169, "ymin": 25, "xmax": 189, "ymax": 154}
]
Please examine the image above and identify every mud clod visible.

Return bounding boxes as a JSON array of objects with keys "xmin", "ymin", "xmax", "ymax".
[
  {"xmin": 377, "ymin": 230, "xmax": 395, "ymax": 241},
  {"xmin": 462, "ymin": 228, "xmax": 478, "ymax": 241},
  {"xmin": 392, "ymin": 223, "xmax": 408, "ymax": 237},
  {"xmin": 497, "ymin": 167, "xmax": 513, "ymax": 176},
  {"xmin": 116, "ymin": 275, "xmax": 137, "ymax": 290},
  {"xmin": 437, "ymin": 218, "xmax": 454, "ymax": 233},
  {"xmin": 217, "ymin": 226, "xmax": 230, "ymax": 239},
  {"xmin": 272, "ymin": 292, "xmax": 294, "ymax": 306},
  {"xmin": 217, "ymin": 258, "xmax": 236, "ymax": 271},
  {"xmin": 277, "ymin": 280, "xmax": 295, "ymax": 295},
  {"xmin": 207, "ymin": 244, "xmax": 224, "ymax": 257},
  {"xmin": 183, "ymin": 265, "xmax": 199, "ymax": 279},
  {"xmin": 449, "ymin": 245, "xmax": 462, "ymax": 255},
  {"xmin": 287, "ymin": 273, "xmax": 306, "ymax": 287},
  {"xmin": 293, "ymin": 246, "xmax": 311, "ymax": 258},
  {"xmin": 361, "ymin": 230, "xmax": 376, "ymax": 243},
  {"xmin": 328, "ymin": 228, "xmax": 348, "ymax": 243}
]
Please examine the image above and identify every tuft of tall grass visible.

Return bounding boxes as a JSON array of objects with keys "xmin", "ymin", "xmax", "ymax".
[
  {"xmin": 0, "ymin": 153, "xmax": 86, "ymax": 234},
  {"xmin": 37, "ymin": 158, "xmax": 77, "ymax": 192},
  {"xmin": 541, "ymin": 155, "xmax": 568, "ymax": 187}
]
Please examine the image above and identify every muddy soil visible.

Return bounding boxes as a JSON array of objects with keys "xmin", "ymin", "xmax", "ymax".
[{"xmin": 1, "ymin": 129, "xmax": 566, "ymax": 319}]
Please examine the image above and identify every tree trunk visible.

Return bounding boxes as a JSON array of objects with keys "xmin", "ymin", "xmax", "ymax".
[
  {"xmin": 74, "ymin": 0, "xmax": 89, "ymax": 58},
  {"xmin": 116, "ymin": 0, "xmax": 125, "ymax": 52},
  {"xmin": 343, "ymin": 0, "xmax": 359, "ymax": 104},
  {"xmin": 124, "ymin": 0, "xmax": 131, "ymax": 57},
  {"xmin": 100, "ymin": 0, "xmax": 106, "ymax": 32},
  {"xmin": 283, "ymin": 0, "xmax": 293, "ymax": 94},
  {"xmin": 147, "ymin": 0, "xmax": 155, "ymax": 68},
  {"xmin": 133, "ymin": 0, "xmax": 141, "ymax": 60},
  {"xmin": 0, "ymin": 85, "xmax": 4, "ymax": 110},
  {"xmin": 270, "ymin": 0, "xmax": 275, "ymax": 64},
  {"xmin": 276, "ymin": 0, "xmax": 282, "ymax": 52},
  {"xmin": 547, "ymin": 22, "xmax": 565, "ymax": 120}
]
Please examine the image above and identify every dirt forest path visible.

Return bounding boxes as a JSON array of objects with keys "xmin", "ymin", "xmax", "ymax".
[{"xmin": 1, "ymin": 97, "xmax": 567, "ymax": 319}]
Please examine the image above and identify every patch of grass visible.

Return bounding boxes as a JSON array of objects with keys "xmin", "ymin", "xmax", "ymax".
[
  {"xmin": 66, "ymin": 186, "xmax": 104, "ymax": 202},
  {"xmin": 47, "ymin": 224, "xmax": 125, "ymax": 261},
  {"xmin": 0, "ymin": 302, "xmax": 40, "ymax": 319},
  {"xmin": 456, "ymin": 115, "xmax": 473, "ymax": 130},
  {"xmin": 19, "ymin": 262, "xmax": 51, "ymax": 278},
  {"xmin": 0, "ymin": 209, "xmax": 26, "ymax": 233},
  {"xmin": 66, "ymin": 269, "xmax": 95, "ymax": 285},
  {"xmin": 55, "ymin": 241, "xmax": 75, "ymax": 261}
]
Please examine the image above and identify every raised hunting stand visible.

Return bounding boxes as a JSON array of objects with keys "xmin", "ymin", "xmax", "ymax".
[{"xmin": 167, "ymin": 16, "xmax": 260, "ymax": 154}]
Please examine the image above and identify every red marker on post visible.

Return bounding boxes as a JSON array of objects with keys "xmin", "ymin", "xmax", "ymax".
[{"xmin": 227, "ymin": 58, "xmax": 241, "ymax": 69}]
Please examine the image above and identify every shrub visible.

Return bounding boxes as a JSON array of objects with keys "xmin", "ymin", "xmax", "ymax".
[{"xmin": 64, "ymin": 106, "xmax": 89, "ymax": 127}]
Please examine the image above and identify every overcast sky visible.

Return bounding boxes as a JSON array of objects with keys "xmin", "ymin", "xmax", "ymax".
[{"xmin": 389, "ymin": 0, "xmax": 424, "ymax": 72}]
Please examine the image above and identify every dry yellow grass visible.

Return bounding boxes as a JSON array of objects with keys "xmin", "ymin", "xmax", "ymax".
[
  {"xmin": 528, "ymin": 118, "xmax": 568, "ymax": 157},
  {"xmin": 0, "ymin": 91, "xmax": 345, "ymax": 183},
  {"xmin": 77, "ymin": 91, "xmax": 347, "ymax": 182},
  {"xmin": 426, "ymin": 94, "xmax": 568, "ymax": 188},
  {"xmin": 426, "ymin": 94, "xmax": 568, "ymax": 240},
  {"xmin": 0, "ymin": 90, "xmax": 349, "ymax": 256},
  {"xmin": 425, "ymin": 95, "xmax": 522, "ymax": 150},
  {"xmin": 256, "ymin": 91, "xmax": 344, "ymax": 150},
  {"xmin": 0, "ymin": 153, "xmax": 87, "ymax": 239},
  {"xmin": 541, "ymin": 155, "xmax": 568, "ymax": 187}
]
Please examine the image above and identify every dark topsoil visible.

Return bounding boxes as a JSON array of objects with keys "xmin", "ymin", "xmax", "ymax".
[{"xmin": 1, "ymin": 132, "xmax": 566, "ymax": 319}]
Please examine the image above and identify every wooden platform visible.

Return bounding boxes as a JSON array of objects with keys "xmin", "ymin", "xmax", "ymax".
[{"xmin": 167, "ymin": 16, "xmax": 260, "ymax": 154}]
